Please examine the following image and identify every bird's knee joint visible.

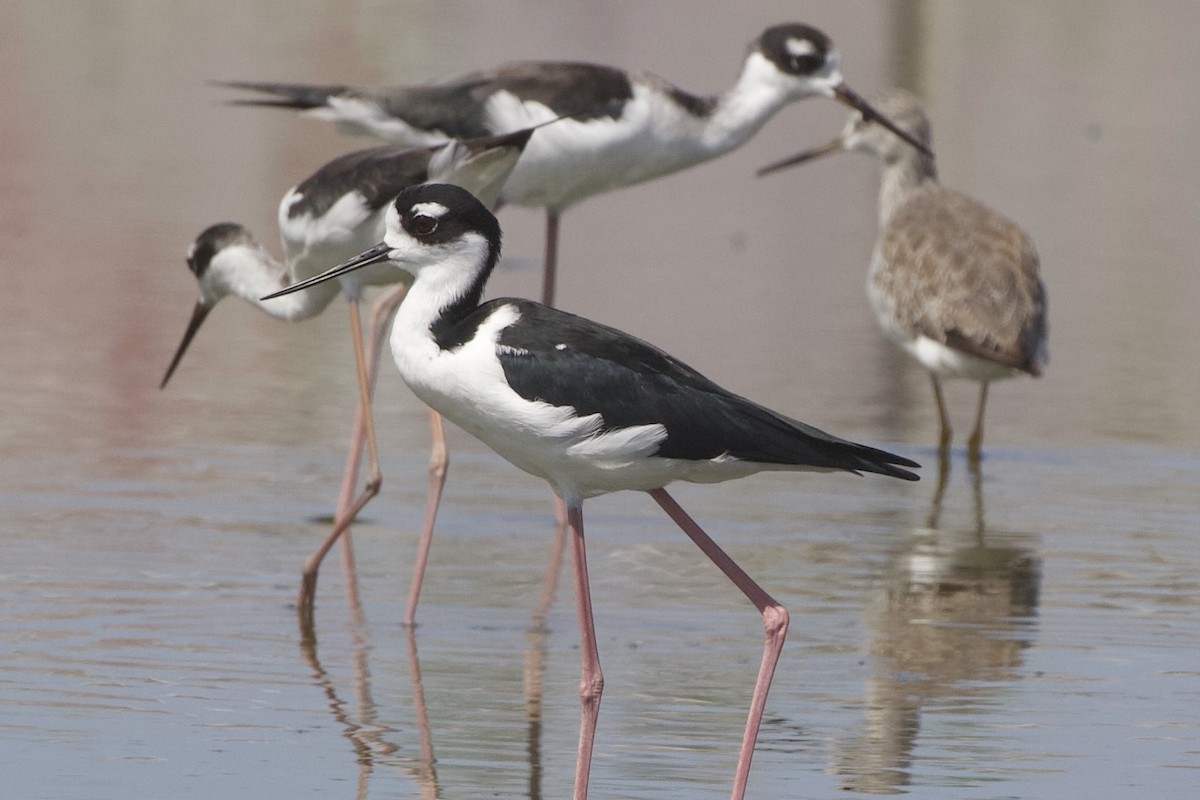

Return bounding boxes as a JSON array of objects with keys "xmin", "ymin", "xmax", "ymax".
[
  {"xmin": 428, "ymin": 458, "xmax": 448, "ymax": 480},
  {"xmin": 579, "ymin": 674, "xmax": 604, "ymax": 704},
  {"xmin": 763, "ymin": 604, "xmax": 789, "ymax": 640}
]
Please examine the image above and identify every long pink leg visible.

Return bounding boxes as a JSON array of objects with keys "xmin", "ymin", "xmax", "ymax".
[
  {"xmin": 297, "ymin": 288, "xmax": 406, "ymax": 630},
  {"xmin": 403, "ymin": 407, "xmax": 450, "ymax": 626},
  {"xmin": 649, "ymin": 488, "xmax": 790, "ymax": 800},
  {"xmin": 359, "ymin": 284, "xmax": 455, "ymax": 629},
  {"xmin": 565, "ymin": 501, "xmax": 603, "ymax": 800},
  {"xmin": 541, "ymin": 210, "xmax": 560, "ymax": 307}
]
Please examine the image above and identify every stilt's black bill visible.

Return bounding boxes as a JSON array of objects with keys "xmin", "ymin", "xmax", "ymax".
[
  {"xmin": 833, "ymin": 84, "xmax": 933, "ymax": 158},
  {"xmin": 160, "ymin": 301, "xmax": 212, "ymax": 389},
  {"xmin": 260, "ymin": 243, "xmax": 392, "ymax": 301}
]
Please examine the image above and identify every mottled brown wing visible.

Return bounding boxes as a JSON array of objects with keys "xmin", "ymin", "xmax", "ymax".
[{"xmin": 875, "ymin": 187, "xmax": 1047, "ymax": 375}]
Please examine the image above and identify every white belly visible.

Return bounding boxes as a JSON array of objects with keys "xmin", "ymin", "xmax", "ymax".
[{"xmin": 484, "ymin": 86, "xmax": 719, "ymax": 211}]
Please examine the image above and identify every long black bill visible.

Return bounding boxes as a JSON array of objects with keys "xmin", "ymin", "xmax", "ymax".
[
  {"xmin": 260, "ymin": 242, "xmax": 392, "ymax": 301},
  {"xmin": 756, "ymin": 136, "xmax": 845, "ymax": 177},
  {"xmin": 160, "ymin": 301, "xmax": 212, "ymax": 389},
  {"xmin": 832, "ymin": 84, "xmax": 932, "ymax": 158}
]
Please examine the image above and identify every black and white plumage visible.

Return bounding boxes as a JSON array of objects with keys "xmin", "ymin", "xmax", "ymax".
[
  {"xmin": 162, "ymin": 129, "xmax": 533, "ymax": 386},
  {"xmin": 161, "ymin": 130, "xmax": 532, "ymax": 628},
  {"xmin": 263, "ymin": 183, "xmax": 918, "ymax": 800},
  {"xmin": 436, "ymin": 299, "xmax": 920, "ymax": 494},
  {"xmin": 224, "ymin": 23, "xmax": 931, "ymax": 306},
  {"xmin": 760, "ymin": 89, "xmax": 1048, "ymax": 460}
]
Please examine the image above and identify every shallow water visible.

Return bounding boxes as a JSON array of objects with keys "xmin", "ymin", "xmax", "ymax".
[{"xmin": 2, "ymin": 1, "xmax": 1198, "ymax": 798}]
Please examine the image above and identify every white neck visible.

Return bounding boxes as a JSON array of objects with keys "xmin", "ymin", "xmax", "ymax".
[
  {"xmin": 699, "ymin": 51, "xmax": 819, "ymax": 153},
  {"xmin": 387, "ymin": 234, "xmax": 495, "ymax": 374},
  {"xmin": 208, "ymin": 242, "xmax": 342, "ymax": 321}
]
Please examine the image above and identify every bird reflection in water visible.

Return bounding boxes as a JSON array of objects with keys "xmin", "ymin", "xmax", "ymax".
[
  {"xmin": 301, "ymin": 628, "xmax": 437, "ymax": 799},
  {"xmin": 834, "ymin": 457, "xmax": 1041, "ymax": 793},
  {"xmin": 301, "ymin": 617, "xmax": 554, "ymax": 800}
]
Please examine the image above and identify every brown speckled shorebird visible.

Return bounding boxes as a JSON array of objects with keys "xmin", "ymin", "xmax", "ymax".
[{"xmin": 760, "ymin": 88, "xmax": 1048, "ymax": 462}]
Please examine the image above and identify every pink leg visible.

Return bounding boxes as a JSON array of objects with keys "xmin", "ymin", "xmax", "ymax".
[
  {"xmin": 566, "ymin": 502, "xmax": 603, "ymax": 800},
  {"xmin": 298, "ymin": 289, "xmax": 407, "ymax": 631},
  {"xmin": 364, "ymin": 284, "xmax": 409, "ymax": 393},
  {"xmin": 403, "ymin": 407, "xmax": 450, "ymax": 627},
  {"xmin": 649, "ymin": 488, "xmax": 789, "ymax": 800},
  {"xmin": 360, "ymin": 284, "xmax": 455, "ymax": 629},
  {"xmin": 531, "ymin": 495, "xmax": 570, "ymax": 630},
  {"xmin": 541, "ymin": 210, "xmax": 560, "ymax": 307}
]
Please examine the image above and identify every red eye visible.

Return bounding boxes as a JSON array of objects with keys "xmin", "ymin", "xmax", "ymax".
[{"xmin": 410, "ymin": 214, "xmax": 438, "ymax": 236}]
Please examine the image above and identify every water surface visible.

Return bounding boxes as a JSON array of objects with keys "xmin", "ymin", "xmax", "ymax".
[{"xmin": 1, "ymin": 2, "xmax": 1197, "ymax": 798}]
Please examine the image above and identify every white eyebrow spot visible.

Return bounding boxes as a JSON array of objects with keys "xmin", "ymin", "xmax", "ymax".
[
  {"xmin": 786, "ymin": 37, "xmax": 818, "ymax": 58},
  {"xmin": 411, "ymin": 201, "xmax": 450, "ymax": 218},
  {"xmin": 555, "ymin": 343, "xmax": 567, "ymax": 350}
]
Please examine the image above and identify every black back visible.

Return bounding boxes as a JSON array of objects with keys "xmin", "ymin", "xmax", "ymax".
[{"xmin": 373, "ymin": 61, "xmax": 635, "ymax": 139}]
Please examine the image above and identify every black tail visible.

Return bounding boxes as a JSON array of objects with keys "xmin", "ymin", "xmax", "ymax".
[
  {"xmin": 718, "ymin": 397, "xmax": 921, "ymax": 482},
  {"xmin": 213, "ymin": 80, "xmax": 352, "ymax": 111},
  {"xmin": 836, "ymin": 440, "xmax": 921, "ymax": 482}
]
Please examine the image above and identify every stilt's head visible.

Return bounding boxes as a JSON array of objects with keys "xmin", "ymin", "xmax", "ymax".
[
  {"xmin": 758, "ymin": 88, "xmax": 934, "ymax": 176},
  {"xmin": 160, "ymin": 223, "xmax": 259, "ymax": 389},
  {"xmin": 753, "ymin": 27, "xmax": 932, "ymax": 158},
  {"xmin": 754, "ymin": 24, "xmax": 844, "ymax": 96},
  {"xmin": 261, "ymin": 184, "xmax": 501, "ymax": 301}
]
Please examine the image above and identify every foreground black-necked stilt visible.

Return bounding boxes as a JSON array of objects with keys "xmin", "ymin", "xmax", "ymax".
[
  {"xmin": 161, "ymin": 130, "xmax": 532, "ymax": 626},
  {"xmin": 760, "ymin": 89, "xmax": 1048, "ymax": 462},
  {"xmin": 263, "ymin": 183, "xmax": 919, "ymax": 800},
  {"xmin": 224, "ymin": 23, "xmax": 930, "ymax": 307}
]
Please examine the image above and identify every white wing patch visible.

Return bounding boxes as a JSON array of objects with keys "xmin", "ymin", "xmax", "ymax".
[{"xmin": 566, "ymin": 421, "xmax": 666, "ymax": 461}]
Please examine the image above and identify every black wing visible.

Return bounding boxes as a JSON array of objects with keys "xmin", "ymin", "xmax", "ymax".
[
  {"xmin": 485, "ymin": 300, "xmax": 918, "ymax": 480},
  {"xmin": 222, "ymin": 62, "xmax": 634, "ymax": 140}
]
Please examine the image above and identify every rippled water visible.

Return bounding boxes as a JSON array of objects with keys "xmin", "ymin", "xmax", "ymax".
[{"xmin": 2, "ymin": 2, "xmax": 1198, "ymax": 798}]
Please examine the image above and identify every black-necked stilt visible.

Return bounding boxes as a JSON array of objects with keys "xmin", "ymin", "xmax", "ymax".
[
  {"xmin": 161, "ymin": 130, "xmax": 532, "ymax": 627},
  {"xmin": 263, "ymin": 183, "xmax": 919, "ymax": 800},
  {"xmin": 223, "ymin": 23, "xmax": 930, "ymax": 307},
  {"xmin": 760, "ymin": 89, "xmax": 1048, "ymax": 462}
]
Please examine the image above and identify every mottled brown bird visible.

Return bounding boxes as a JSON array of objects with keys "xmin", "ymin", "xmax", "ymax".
[{"xmin": 760, "ymin": 89, "xmax": 1048, "ymax": 460}]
